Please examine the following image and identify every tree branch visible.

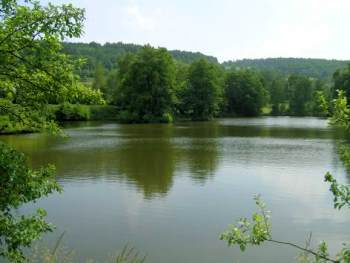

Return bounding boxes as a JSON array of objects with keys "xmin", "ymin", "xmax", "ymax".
[{"xmin": 266, "ymin": 239, "xmax": 339, "ymax": 263}]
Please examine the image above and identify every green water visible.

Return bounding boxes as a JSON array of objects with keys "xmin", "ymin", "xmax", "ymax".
[{"xmin": 1, "ymin": 117, "xmax": 350, "ymax": 263}]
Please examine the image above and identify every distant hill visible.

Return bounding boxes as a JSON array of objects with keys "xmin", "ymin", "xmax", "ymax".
[
  {"xmin": 62, "ymin": 42, "xmax": 218, "ymax": 79},
  {"xmin": 62, "ymin": 42, "xmax": 350, "ymax": 80},
  {"xmin": 222, "ymin": 58, "xmax": 350, "ymax": 80}
]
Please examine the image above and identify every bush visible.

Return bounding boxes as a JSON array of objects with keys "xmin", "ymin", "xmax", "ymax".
[
  {"xmin": 89, "ymin": 105, "xmax": 119, "ymax": 120},
  {"xmin": 61, "ymin": 82, "xmax": 106, "ymax": 105},
  {"xmin": 55, "ymin": 103, "xmax": 91, "ymax": 121}
]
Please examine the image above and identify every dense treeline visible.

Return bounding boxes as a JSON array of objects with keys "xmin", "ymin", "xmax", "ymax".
[
  {"xmin": 1, "ymin": 39, "xmax": 342, "ymax": 127},
  {"xmin": 87, "ymin": 44, "xmax": 336, "ymax": 122},
  {"xmin": 62, "ymin": 42, "xmax": 350, "ymax": 81},
  {"xmin": 223, "ymin": 58, "xmax": 350, "ymax": 80},
  {"xmin": 62, "ymin": 42, "xmax": 218, "ymax": 80},
  {"xmin": 58, "ymin": 42, "xmax": 350, "ymax": 123}
]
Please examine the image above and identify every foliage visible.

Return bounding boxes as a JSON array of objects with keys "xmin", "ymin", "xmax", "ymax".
[
  {"xmin": 0, "ymin": 143, "xmax": 61, "ymax": 262},
  {"xmin": 180, "ymin": 59, "xmax": 222, "ymax": 120},
  {"xmin": 0, "ymin": 0, "xmax": 85, "ymax": 128},
  {"xmin": 0, "ymin": 99, "xmax": 60, "ymax": 134},
  {"xmin": 313, "ymin": 90, "xmax": 330, "ymax": 117},
  {"xmin": 62, "ymin": 81, "xmax": 105, "ymax": 105},
  {"xmin": 115, "ymin": 45, "xmax": 176, "ymax": 123},
  {"xmin": 114, "ymin": 246, "xmax": 146, "ymax": 263},
  {"xmin": 223, "ymin": 58, "xmax": 350, "ymax": 80},
  {"xmin": 104, "ymin": 69, "xmax": 119, "ymax": 103},
  {"xmin": 269, "ymin": 77, "xmax": 288, "ymax": 115},
  {"xmin": 220, "ymin": 192, "xmax": 348, "ymax": 263},
  {"xmin": 89, "ymin": 105, "xmax": 119, "ymax": 120},
  {"xmin": 54, "ymin": 103, "xmax": 91, "ymax": 121},
  {"xmin": 62, "ymin": 42, "xmax": 218, "ymax": 80},
  {"xmin": 224, "ymin": 70, "xmax": 265, "ymax": 116},
  {"xmin": 0, "ymin": 0, "xmax": 84, "ymax": 261},
  {"xmin": 92, "ymin": 63, "xmax": 107, "ymax": 91},
  {"xmin": 324, "ymin": 173, "xmax": 350, "ymax": 210},
  {"xmin": 221, "ymin": 90, "xmax": 350, "ymax": 263},
  {"xmin": 333, "ymin": 65, "xmax": 350, "ymax": 102},
  {"xmin": 287, "ymin": 74, "xmax": 313, "ymax": 116},
  {"xmin": 220, "ymin": 195, "xmax": 271, "ymax": 251},
  {"xmin": 336, "ymin": 144, "xmax": 350, "ymax": 172},
  {"xmin": 29, "ymin": 232, "xmax": 75, "ymax": 263},
  {"xmin": 330, "ymin": 90, "xmax": 350, "ymax": 129}
]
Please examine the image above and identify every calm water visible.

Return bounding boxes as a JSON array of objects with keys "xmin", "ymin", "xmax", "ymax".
[{"xmin": 1, "ymin": 117, "xmax": 350, "ymax": 263}]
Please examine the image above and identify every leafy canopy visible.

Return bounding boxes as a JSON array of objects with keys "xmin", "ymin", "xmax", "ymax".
[
  {"xmin": 0, "ymin": 0, "xmax": 85, "ymax": 262},
  {"xmin": 0, "ymin": 0, "xmax": 85, "ymax": 128},
  {"xmin": 181, "ymin": 59, "xmax": 222, "ymax": 120},
  {"xmin": 115, "ymin": 45, "xmax": 176, "ymax": 123}
]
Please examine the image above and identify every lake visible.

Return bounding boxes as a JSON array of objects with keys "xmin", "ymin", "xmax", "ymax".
[{"xmin": 1, "ymin": 117, "xmax": 350, "ymax": 263}]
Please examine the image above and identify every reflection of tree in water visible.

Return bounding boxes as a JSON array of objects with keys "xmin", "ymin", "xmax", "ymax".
[
  {"xmin": 185, "ymin": 140, "xmax": 219, "ymax": 183},
  {"xmin": 116, "ymin": 122, "xmax": 220, "ymax": 195},
  {"xmin": 115, "ymin": 124, "xmax": 177, "ymax": 199},
  {"xmin": 177, "ymin": 122, "xmax": 219, "ymax": 184},
  {"xmin": 2, "ymin": 122, "xmax": 221, "ymax": 199}
]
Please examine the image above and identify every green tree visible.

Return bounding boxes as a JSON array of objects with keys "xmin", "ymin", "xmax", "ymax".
[
  {"xmin": 182, "ymin": 59, "xmax": 222, "ymax": 120},
  {"xmin": 312, "ymin": 90, "xmax": 329, "ymax": 117},
  {"xmin": 287, "ymin": 74, "xmax": 313, "ymax": 116},
  {"xmin": 0, "ymin": 143, "xmax": 61, "ymax": 262},
  {"xmin": 104, "ymin": 69, "xmax": 118, "ymax": 103},
  {"xmin": 0, "ymin": 0, "xmax": 84, "ymax": 129},
  {"xmin": 173, "ymin": 61, "xmax": 190, "ymax": 116},
  {"xmin": 92, "ymin": 63, "xmax": 107, "ymax": 91},
  {"xmin": 116, "ymin": 45, "xmax": 176, "ymax": 123},
  {"xmin": 269, "ymin": 77, "xmax": 287, "ymax": 115},
  {"xmin": 333, "ymin": 65, "xmax": 350, "ymax": 103},
  {"xmin": 224, "ymin": 70, "xmax": 265, "ymax": 116},
  {"xmin": 0, "ymin": 0, "xmax": 84, "ymax": 261}
]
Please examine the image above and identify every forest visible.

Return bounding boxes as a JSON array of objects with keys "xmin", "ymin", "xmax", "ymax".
[
  {"xmin": 2, "ymin": 39, "xmax": 350, "ymax": 131},
  {"xmin": 2, "ymin": 0, "xmax": 350, "ymax": 263}
]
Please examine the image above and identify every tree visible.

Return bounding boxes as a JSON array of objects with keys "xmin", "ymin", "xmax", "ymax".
[
  {"xmin": 287, "ymin": 74, "xmax": 313, "ymax": 116},
  {"xmin": 312, "ymin": 90, "xmax": 329, "ymax": 117},
  {"xmin": 224, "ymin": 70, "xmax": 265, "ymax": 116},
  {"xmin": 0, "ymin": 0, "xmax": 84, "ymax": 129},
  {"xmin": 0, "ymin": 143, "xmax": 61, "ymax": 262},
  {"xmin": 0, "ymin": 0, "xmax": 84, "ymax": 261},
  {"xmin": 103, "ymin": 69, "xmax": 118, "ymax": 103},
  {"xmin": 173, "ymin": 61, "xmax": 190, "ymax": 116},
  {"xmin": 116, "ymin": 45, "xmax": 176, "ymax": 123},
  {"xmin": 182, "ymin": 59, "xmax": 222, "ymax": 120},
  {"xmin": 92, "ymin": 63, "xmax": 107, "ymax": 91},
  {"xmin": 333, "ymin": 65, "xmax": 350, "ymax": 103},
  {"xmin": 269, "ymin": 77, "xmax": 287, "ymax": 115}
]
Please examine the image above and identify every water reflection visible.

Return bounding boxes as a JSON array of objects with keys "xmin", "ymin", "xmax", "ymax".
[
  {"xmin": 114, "ymin": 124, "xmax": 177, "ymax": 199},
  {"xmin": 1, "ymin": 117, "xmax": 350, "ymax": 263},
  {"xmin": 0, "ymin": 117, "xmax": 346, "ymax": 200}
]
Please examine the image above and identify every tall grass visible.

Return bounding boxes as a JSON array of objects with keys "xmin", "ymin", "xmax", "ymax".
[{"xmin": 29, "ymin": 234, "xmax": 146, "ymax": 263}]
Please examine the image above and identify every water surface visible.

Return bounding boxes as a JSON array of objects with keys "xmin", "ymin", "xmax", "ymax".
[{"xmin": 1, "ymin": 117, "xmax": 350, "ymax": 263}]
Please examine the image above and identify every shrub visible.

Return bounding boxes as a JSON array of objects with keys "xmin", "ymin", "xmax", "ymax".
[{"xmin": 55, "ymin": 103, "xmax": 91, "ymax": 121}]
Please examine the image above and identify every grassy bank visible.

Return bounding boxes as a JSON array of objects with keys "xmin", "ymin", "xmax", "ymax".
[{"xmin": 0, "ymin": 104, "xmax": 119, "ymax": 134}]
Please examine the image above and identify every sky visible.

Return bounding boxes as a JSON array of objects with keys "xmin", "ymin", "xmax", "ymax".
[{"xmin": 47, "ymin": 0, "xmax": 350, "ymax": 62}]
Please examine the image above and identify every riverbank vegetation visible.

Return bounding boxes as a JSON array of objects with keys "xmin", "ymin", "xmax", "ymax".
[
  {"xmin": 1, "ymin": 0, "xmax": 350, "ymax": 262},
  {"xmin": 0, "ymin": 0, "xmax": 85, "ymax": 261},
  {"xmin": 3, "ymin": 27, "xmax": 349, "ymax": 131},
  {"xmin": 61, "ymin": 43, "xmax": 338, "ymax": 123}
]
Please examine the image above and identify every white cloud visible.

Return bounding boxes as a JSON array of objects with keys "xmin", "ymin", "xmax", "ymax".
[
  {"xmin": 124, "ymin": 3, "xmax": 159, "ymax": 32},
  {"xmin": 47, "ymin": 0, "xmax": 350, "ymax": 61}
]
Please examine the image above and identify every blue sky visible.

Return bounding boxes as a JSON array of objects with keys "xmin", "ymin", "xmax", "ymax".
[{"xmin": 48, "ymin": 0, "xmax": 350, "ymax": 62}]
